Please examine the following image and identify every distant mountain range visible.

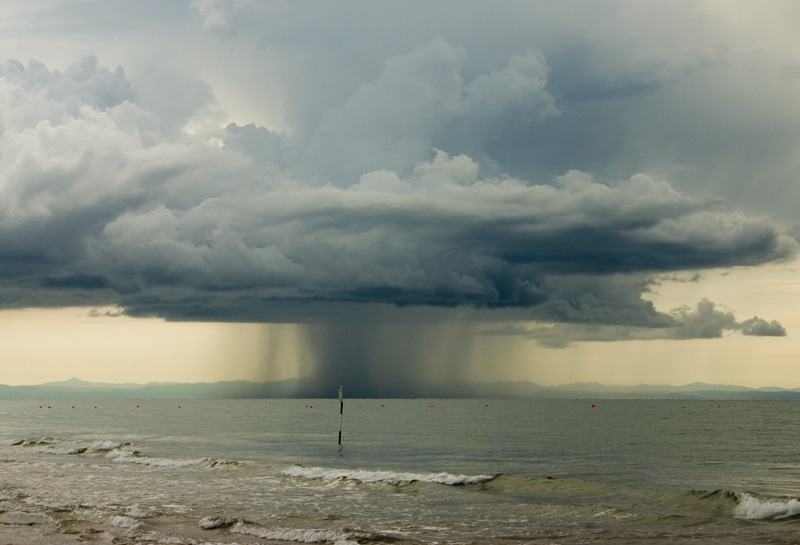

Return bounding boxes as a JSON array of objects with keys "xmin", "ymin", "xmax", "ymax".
[{"xmin": 1, "ymin": 378, "xmax": 800, "ymax": 400}]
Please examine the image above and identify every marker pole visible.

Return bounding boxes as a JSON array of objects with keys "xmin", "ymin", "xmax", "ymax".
[{"xmin": 338, "ymin": 385, "xmax": 344, "ymax": 446}]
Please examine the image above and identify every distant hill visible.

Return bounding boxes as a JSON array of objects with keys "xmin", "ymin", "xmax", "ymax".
[
  {"xmin": 1, "ymin": 378, "xmax": 800, "ymax": 400},
  {"xmin": 0, "ymin": 378, "xmax": 320, "ymax": 400}
]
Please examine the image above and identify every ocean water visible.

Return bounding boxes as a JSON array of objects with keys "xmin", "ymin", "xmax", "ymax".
[{"xmin": 1, "ymin": 398, "xmax": 800, "ymax": 544}]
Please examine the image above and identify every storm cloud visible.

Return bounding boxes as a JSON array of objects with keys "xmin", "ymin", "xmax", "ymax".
[{"xmin": 0, "ymin": 0, "xmax": 797, "ymax": 368}]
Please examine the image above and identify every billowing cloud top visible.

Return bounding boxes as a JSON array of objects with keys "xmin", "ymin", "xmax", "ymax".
[{"xmin": 0, "ymin": 0, "xmax": 797, "ymax": 348}]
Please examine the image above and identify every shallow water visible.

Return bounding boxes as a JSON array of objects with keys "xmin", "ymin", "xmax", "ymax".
[{"xmin": 1, "ymin": 399, "xmax": 800, "ymax": 543}]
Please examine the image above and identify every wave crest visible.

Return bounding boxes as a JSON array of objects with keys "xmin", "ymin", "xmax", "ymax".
[
  {"xmin": 11, "ymin": 436, "xmax": 241, "ymax": 469},
  {"xmin": 282, "ymin": 465, "xmax": 495, "ymax": 486},
  {"xmin": 108, "ymin": 449, "xmax": 241, "ymax": 469},
  {"xmin": 231, "ymin": 520, "xmax": 372, "ymax": 544},
  {"xmin": 200, "ymin": 516, "xmax": 237, "ymax": 529},
  {"xmin": 735, "ymin": 493, "xmax": 800, "ymax": 521}
]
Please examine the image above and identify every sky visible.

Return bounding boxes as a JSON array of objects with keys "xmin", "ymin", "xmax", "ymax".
[{"xmin": 0, "ymin": 0, "xmax": 799, "ymax": 393}]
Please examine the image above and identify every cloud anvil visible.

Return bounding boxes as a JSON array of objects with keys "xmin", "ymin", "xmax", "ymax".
[{"xmin": 0, "ymin": 53, "xmax": 794, "ymax": 335}]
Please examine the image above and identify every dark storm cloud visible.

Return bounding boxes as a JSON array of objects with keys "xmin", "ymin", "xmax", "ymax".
[
  {"xmin": 41, "ymin": 273, "xmax": 108, "ymax": 289},
  {"xmin": 0, "ymin": 45, "xmax": 793, "ymax": 344},
  {"xmin": 90, "ymin": 165, "xmax": 792, "ymax": 317},
  {"xmin": 739, "ymin": 317, "xmax": 787, "ymax": 337},
  {"xmin": 492, "ymin": 299, "xmax": 787, "ymax": 349}
]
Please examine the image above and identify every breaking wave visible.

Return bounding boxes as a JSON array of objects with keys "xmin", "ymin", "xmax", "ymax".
[
  {"xmin": 200, "ymin": 516, "xmax": 394, "ymax": 545},
  {"xmin": 230, "ymin": 520, "xmax": 380, "ymax": 544},
  {"xmin": 282, "ymin": 465, "xmax": 495, "ymax": 486},
  {"xmin": 10, "ymin": 436, "xmax": 241, "ymax": 469},
  {"xmin": 735, "ymin": 493, "xmax": 800, "ymax": 521},
  {"xmin": 668, "ymin": 489, "xmax": 800, "ymax": 522},
  {"xmin": 107, "ymin": 449, "xmax": 241, "ymax": 469}
]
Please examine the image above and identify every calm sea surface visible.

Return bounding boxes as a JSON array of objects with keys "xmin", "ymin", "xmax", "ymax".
[{"xmin": 1, "ymin": 398, "xmax": 800, "ymax": 544}]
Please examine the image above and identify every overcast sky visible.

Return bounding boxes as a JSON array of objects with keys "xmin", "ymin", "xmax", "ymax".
[{"xmin": 0, "ymin": 1, "xmax": 799, "ymax": 392}]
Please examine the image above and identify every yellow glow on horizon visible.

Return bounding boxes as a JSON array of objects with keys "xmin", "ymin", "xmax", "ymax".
[
  {"xmin": 0, "ymin": 308, "xmax": 304, "ymax": 386},
  {"xmin": 1, "ymin": 257, "xmax": 799, "ymax": 390}
]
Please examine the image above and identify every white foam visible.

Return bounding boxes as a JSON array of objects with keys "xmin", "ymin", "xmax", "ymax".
[
  {"xmin": 109, "ymin": 514, "xmax": 142, "ymax": 529},
  {"xmin": 34, "ymin": 446, "xmax": 87, "ymax": 455},
  {"xmin": 107, "ymin": 450, "xmax": 236, "ymax": 469},
  {"xmin": 109, "ymin": 451, "xmax": 205, "ymax": 468},
  {"xmin": 199, "ymin": 516, "xmax": 236, "ymax": 529},
  {"xmin": 735, "ymin": 493, "xmax": 800, "ymax": 520},
  {"xmin": 89, "ymin": 440, "xmax": 124, "ymax": 452},
  {"xmin": 282, "ymin": 465, "xmax": 494, "ymax": 486},
  {"xmin": 126, "ymin": 504, "xmax": 160, "ymax": 518},
  {"xmin": 18, "ymin": 437, "xmax": 57, "ymax": 446},
  {"xmin": 231, "ymin": 521, "xmax": 362, "ymax": 544},
  {"xmin": 17, "ymin": 437, "xmax": 129, "ymax": 457}
]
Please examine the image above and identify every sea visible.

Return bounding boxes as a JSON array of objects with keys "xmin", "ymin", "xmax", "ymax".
[{"xmin": 1, "ymin": 398, "xmax": 800, "ymax": 544}]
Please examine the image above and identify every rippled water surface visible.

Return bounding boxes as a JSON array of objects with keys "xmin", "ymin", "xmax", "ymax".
[{"xmin": 2, "ymin": 398, "xmax": 800, "ymax": 544}]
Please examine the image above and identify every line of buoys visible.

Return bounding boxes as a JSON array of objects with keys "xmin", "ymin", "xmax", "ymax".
[{"xmin": 29, "ymin": 401, "xmax": 731, "ymax": 413}]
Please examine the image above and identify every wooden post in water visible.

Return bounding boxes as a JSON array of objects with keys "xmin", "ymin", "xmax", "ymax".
[{"xmin": 338, "ymin": 385, "xmax": 344, "ymax": 446}]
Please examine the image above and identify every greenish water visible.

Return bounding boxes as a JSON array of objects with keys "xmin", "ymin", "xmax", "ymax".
[{"xmin": 1, "ymin": 399, "xmax": 800, "ymax": 543}]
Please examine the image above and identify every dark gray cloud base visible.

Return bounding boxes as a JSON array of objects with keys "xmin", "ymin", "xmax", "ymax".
[{"xmin": 0, "ymin": 43, "xmax": 793, "ymax": 357}]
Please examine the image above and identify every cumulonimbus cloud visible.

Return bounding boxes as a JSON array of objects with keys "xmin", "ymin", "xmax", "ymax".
[{"xmin": 0, "ymin": 54, "xmax": 793, "ymax": 345}]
